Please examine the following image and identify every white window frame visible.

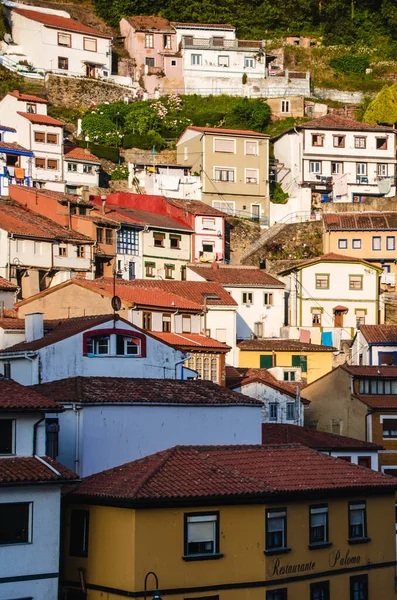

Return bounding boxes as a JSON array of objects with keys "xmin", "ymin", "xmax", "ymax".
[
  {"xmin": 338, "ymin": 238, "xmax": 348, "ymax": 250},
  {"xmin": 245, "ymin": 140, "xmax": 259, "ymax": 156},
  {"xmin": 280, "ymin": 100, "xmax": 290, "ymax": 114},
  {"xmin": 185, "ymin": 513, "xmax": 218, "ymax": 556},
  {"xmin": 191, "ymin": 54, "xmax": 202, "ymax": 66},
  {"xmin": 214, "ymin": 167, "xmax": 236, "ymax": 183},
  {"xmin": 244, "ymin": 57, "xmax": 255, "ymax": 68},
  {"xmin": 242, "ymin": 291, "xmax": 253, "ymax": 305},
  {"xmin": 213, "ymin": 137, "xmax": 236, "ymax": 154},
  {"xmin": 145, "ymin": 33, "xmax": 154, "ymax": 48},
  {"xmin": 356, "ymin": 162, "xmax": 367, "ymax": 176},
  {"xmin": 212, "ymin": 200, "xmax": 235, "ymax": 213},
  {"xmin": 309, "ymin": 161, "xmax": 321, "ymax": 174},
  {"xmin": 331, "ymin": 162, "xmax": 343, "ymax": 175},
  {"xmin": 377, "ymin": 163, "xmax": 388, "ymax": 177},
  {"xmin": 218, "ymin": 55, "xmax": 229, "ymax": 67},
  {"xmin": 263, "ymin": 292, "xmax": 273, "ymax": 306},
  {"xmin": 245, "ymin": 168, "xmax": 259, "ymax": 184},
  {"xmin": 0, "ymin": 502, "xmax": 33, "ymax": 545}
]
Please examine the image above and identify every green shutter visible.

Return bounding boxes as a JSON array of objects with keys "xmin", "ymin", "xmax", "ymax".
[
  {"xmin": 260, "ymin": 355, "xmax": 273, "ymax": 368},
  {"xmin": 301, "ymin": 356, "xmax": 307, "ymax": 372},
  {"xmin": 292, "ymin": 355, "xmax": 300, "ymax": 367},
  {"xmin": 292, "ymin": 355, "xmax": 307, "ymax": 372}
]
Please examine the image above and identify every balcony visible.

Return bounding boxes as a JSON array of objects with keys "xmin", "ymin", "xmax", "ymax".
[{"xmin": 181, "ymin": 37, "xmax": 261, "ymax": 51}]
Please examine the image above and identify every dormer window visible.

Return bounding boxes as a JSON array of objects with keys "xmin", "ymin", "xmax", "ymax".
[
  {"xmin": 26, "ymin": 103, "xmax": 37, "ymax": 114},
  {"xmin": 0, "ymin": 419, "xmax": 15, "ymax": 455},
  {"xmin": 86, "ymin": 334, "xmax": 110, "ymax": 355},
  {"xmin": 116, "ymin": 335, "xmax": 139, "ymax": 355},
  {"xmin": 84, "ymin": 329, "xmax": 146, "ymax": 358}
]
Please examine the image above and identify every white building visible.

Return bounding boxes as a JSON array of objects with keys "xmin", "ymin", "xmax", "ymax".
[
  {"xmin": 351, "ymin": 325, "xmax": 397, "ymax": 366},
  {"xmin": 278, "ymin": 252, "xmax": 381, "ymax": 343},
  {"xmin": 5, "ymin": 3, "xmax": 112, "ymax": 78},
  {"xmin": 0, "ymin": 376, "xmax": 77, "ymax": 600},
  {"xmin": 32, "ymin": 376, "xmax": 262, "ymax": 476},
  {"xmin": 0, "ymin": 276, "xmax": 18, "ymax": 310},
  {"xmin": 187, "ymin": 264, "xmax": 285, "ymax": 339},
  {"xmin": 0, "ymin": 123, "xmax": 34, "ymax": 195},
  {"xmin": 273, "ymin": 113, "xmax": 397, "ymax": 205},
  {"xmin": 0, "ymin": 313, "xmax": 187, "ymax": 385},
  {"xmin": 64, "ymin": 146, "xmax": 101, "ymax": 194},
  {"xmin": 129, "ymin": 162, "xmax": 202, "ymax": 200},
  {"xmin": 0, "ymin": 90, "xmax": 65, "ymax": 191}
]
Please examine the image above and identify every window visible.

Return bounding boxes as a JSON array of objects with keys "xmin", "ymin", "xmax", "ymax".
[
  {"xmin": 244, "ymin": 57, "xmax": 255, "ymax": 68},
  {"xmin": 264, "ymin": 293, "xmax": 273, "ymax": 306},
  {"xmin": 68, "ymin": 162, "xmax": 78, "ymax": 172},
  {"xmin": 77, "ymin": 245, "xmax": 85, "ymax": 258},
  {"xmin": 191, "ymin": 54, "xmax": 202, "ymax": 65},
  {"xmin": 170, "ymin": 235, "xmax": 181, "ymax": 249},
  {"xmin": 163, "ymin": 34, "xmax": 172, "ymax": 49},
  {"xmin": 184, "ymin": 513, "xmax": 219, "ymax": 557},
  {"xmin": 34, "ymin": 131, "xmax": 45, "ymax": 143},
  {"xmin": 245, "ymin": 140, "xmax": 258, "ymax": 155},
  {"xmin": 145, "ymin": 57, "xmax": 155, "ymax": 67},
  {"xmin": 292, "ymin": 354, "xmax": 307, "ymax": 372},
  {"xmin": 311, "ymin": 581, "xmax": 330, "ymax": 600},
  {"xmin": 202, "ymin": 217, "xmax": 215, "ymax": 230},
  {"xmin": 350, "ymin": 575, "xmax": 368, "ymax": 600},
  {"xmin": 356, "ymin": 163, "xmax": 367, "ymax": 176},
  {"xmin": 349, "ymin": 502, "xmax": 367, "ymax": 541},
  {"xmin": 165, "ymin": 264, "xmax": 174, "ymax": 279},
  {"xmin": 171, "ymin": 59, "xmax": 177, "ymax": 66},
  {"xmin": 338, "ymin": 239, "xmax": 348, "ymax": 250},
  {"xmin": 35, "ymin": 157, "xmax": 46, "ymax": 169},
  {"xmin": 83, "ymin": 37, "xmax": 97, "ymax": 51},
  {"xmin": 286, "ymin": 402, "xmax": 294, "ymax": 420},
  {"xmin": 269, "ymin": 403, "xmax": 278, "ymax": 421},
  {"xmin": 26, "ymin": 102, "xmax": 36, "ymax": 114},
  {"xmin": 202, "ymin": 243, "xmax": 214, "ymax": 253},
  {"xmin": 182, "ymin": 315, "xmax": 191, "ymax": 333},
  {"xmin": 245, "ymin": 169, "xmax": 258, "ymax": 184},
  {"xmin": 105, "ymin": 229, "xmax": 113, "ymax": 245},
  {"xmin": 333, "ymin": 135, "xmax": 345, "ymax": 148},
  {"xmin": 86, "ymin": 335, "xmax": 109, "ymax": 355},
  {"xmin": 142, "ymin": 312, "xmax": 152, "ymax": 331},
  {"xmin": 58, "ymin": 56, "xmax": 69, "ymax": 70},
  {"xmin": 376, "ymin": 137, "xmax": 387, "ymax": 150},
  {"xmin": 83, "ymin": 164, "xmax": 93, "ymax": 174},
  {"xmin": 96, "ymin": 228, "xmax": 103, "ymax": 243},
  {"xmin": 354, "ymin": 137, "xmax": 366, "ymax": 149},
  {"xmin": 352, "ymin": 239, "xmax": 361, "ymax": 249},
  {"xmin": 218, "ymin": 55, "xmax": 229, "ymax": 67},
  {"xmin": 312, "ymin": 308, "xmax": 322, "ymax": 327},
  {"xmin": 214, "ymin": 138, "xmax": 235, "ymax": 153},
  {"xmin": 309, "ymin": 505, "xmax": 328, "ymax": 546},
  {"xmin": 309, "ymin": 161, "xmax": 321, "ymax": 174},
  {"xmin": 283, "ymin": 371, "xmax": 295, "ymax": 382},
  {"xmin": 0, "ymin": 502, "xmax": 31, "ymax": 545},
  {"xmin": 145, "ymin": 262, "xmax": 155, "ymax": 277},
  {"xmin": 355, "ymin": 309, "xmax": 366, "ymax": 326},
  {"xmin": 212, "ymin": 36, "xmax": 224, "ymax": 47},
  {"xmin": 47, "ymin": 159, "xmax": 58, "ymax": 170},
  {"xmin": 387, "ymin": 236, "xmax": 395, "ymax": 251},
  {"xmin": 357, "ymin": 456, "xmax": 372, "ymax": 469},
  {"xmin": 145, "ymin": 33, "xmax": 154, "ymax": 48},
  {"xmin": 162, "ymin": 314, "xmax": 171, "ymax": 332},
  {"xmin": 214, "ymin": 167, "xmax": 235, "ymax": 182},
  {"xmin": 69, "ymin": 509, "xmax": 89, "ymax": 557},
  {"xmin": 153, "ymin": 233, "xmax": 165, "ymax": 247},
  {"xmin": 372, "ymin": 236, "xmax": 381, "ymax": 250},
  {"xmin": 116, "ymin": 335, "xmax": 140, "ymax": 356},
  {"xmin": 58, "ymin": 32, "xmax": 71, "ymax": 47},
  {"xmin": 184, "ymin": 35, "xmax": 193, "ymax": 45},
  {"xmin": 0, "ymin": 419, "xmax": 14, "ymax": 454},
  {"xmin": 254, "ymin": 321, "xmax": 263, "ymax": 338},
  {"xmin": 117, "ymin": 228, "xmax": 139, "ymax": 255},
  {"xmin": 377, "ymin": 163, "xmax": 388, "ymax": 176},
  {"xmin": 266, "ymin": 508, "xmax": 287, "ymax": 552},
  {"xmin": 242, "ymin": 292, "xmax": 253, "ymax": 304},
  {"xmin": 260, "ymin": 355, "xmax": 273, "ymax": 368},
  {"xmin": 331, "ymin": 162, "xmax": 343, "ymax": 175},
  {"xmin": 281, "ymin": 100, "xmax": 290, "ymax": 114},
  {"xmin": 383, "ymin": 418, "xmax": 397, "ymax": 438},
  {"xmin": 45, "ymin": 418, "xmax": 59, "ymax": 459},
  {"xmin": 267, "ymin": 590, "xmax": 287, "ymax": 600},
  {"xmin": 311, "ymin": 134, "xmax": 324, "ymax": 147},
  {"xmin": 58, "ymin": 244, "xmax": 67, "ymax": 257},
  {"xmin": 47, "ymin": 133, "xmax": 58, "ymax": 144},
  {"xmin": 315, "ymin": 274, "xmax": 329, "ymax": 289},
  {"xmin": 349, "ymin": 275, "xmax": 363, "ymax": 290}
]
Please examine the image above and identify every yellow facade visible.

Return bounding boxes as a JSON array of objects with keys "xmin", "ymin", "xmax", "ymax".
[
  {"xmin": 238, "ymin": 349, "xmax": 334, "ymax": 383},
  {"xmin": 62, "ymin": 494, "xmax": 396, "ymax": 600}
]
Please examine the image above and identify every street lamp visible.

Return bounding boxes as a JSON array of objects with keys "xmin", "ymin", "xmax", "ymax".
[{"xmin": 144, "ymin": 571, "xmax": 162, "ymax": 600}]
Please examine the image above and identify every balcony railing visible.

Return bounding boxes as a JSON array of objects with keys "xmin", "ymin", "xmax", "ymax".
[{"xmin": 182, "ymin": 37, "xmax": 261, "ymax": 50}]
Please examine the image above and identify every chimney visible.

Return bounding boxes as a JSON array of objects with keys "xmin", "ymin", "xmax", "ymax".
[
  {"xmin": 211, "ymin": 262, "xmax": 219, "ymax": 270},
  {"xmin": 82, "ymin": 186, "xmax": 90, "ymax": 203},
  {"xmin": 101, "ymin": 194, "xmax": 106, "ymax": 214},
  {"xmin": 25, "ymin": 313, "xmax": 44, "ymax": 342}
]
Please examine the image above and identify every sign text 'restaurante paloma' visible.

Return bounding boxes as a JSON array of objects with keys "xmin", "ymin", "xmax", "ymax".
[{"xmin": 267, "ymin": 550, "xmax": 361, "ymax": 578}]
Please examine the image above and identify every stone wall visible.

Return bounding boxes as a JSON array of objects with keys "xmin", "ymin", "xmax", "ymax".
[
  {"xmin": 45, "ymin": 74, "xmax": 136, "ymax": 108},
  {"xmin": 322, "ymin": 196, "xmax": 397, "ymax": 213},
  {"xmin": 122, "ymin": 148, "xmax": 177, "ymax": 165},
  {"xmin": 226, "ymin": 217, "xmax": 261, "ymax": 264}
]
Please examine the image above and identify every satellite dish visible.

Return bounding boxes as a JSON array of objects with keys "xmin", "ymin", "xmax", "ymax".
[{"xmin": 111, "ymin": 295, "xmax": 122, "ymax": 311}]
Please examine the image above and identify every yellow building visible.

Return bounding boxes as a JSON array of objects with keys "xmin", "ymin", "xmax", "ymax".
[
  {"xmin": 237, "ymin": 339, "xmax": 335, "ymax": 383},
  {"xmin": 61, "ymin": 444, "xmax": 397, "ymax": 600}
]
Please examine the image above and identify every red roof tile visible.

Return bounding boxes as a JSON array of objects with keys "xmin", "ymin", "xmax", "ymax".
[
  {"xmin": 0, "ymin": 317, "xmax": 24, "ymax": 329},
  {"xmin": 238, "ymin": 339, "xmax": 335, "ymax": 352},
  {"xmin": 0, "ymin": 456, "xmax": 77, "ymax": 484},
  {"xmin": 151, "ymin": 331, "xmax": 230, "ymax": 351},
  {"xmin": 91, "ymin": 200, "xmax": 193, "ymax": 232},
  {"xmin": 262, "ymin": 423, "xmax": 381, "ymax": 450},
  {"xmin": 18, "ymin": 186, "xmax": 94, "ymax": 207},
  {"xmin": 0, "ymin": 199, "xmax": 91, "ymax": 242},
  {"xmin": 12, "ymin": 8, "xmax": 112, "ymax": 38},
  {"xmin": 355, "ymin": 395, "xmax": 397, "ymax": 409},
  {"xmin": 0, "ymin": 276, "xmax": 17, "ymax": 291},
  {"xmin": 182, "ymin": 126, "xmax": 269, "ymax": 139},
  {"xmin": 278, "ymin": 252, "xmax": 378, "ymax": 274},
  {"xmin": 0, "ymin": 124, "xmax": 16, "ymax": 132},
  {"xmin": 17, "ymin": 112, "xmax": 64, "ymax": 126},
  {"xmin": 0, "ymin": 376, "xmax": 59, "ymax": 410},
  {"xmin": 342, "ymin": 365, "xmax": 397, "ymax": 377},
  {"xmin": 171, "ymin": 22, "xmax": 235, "ymax": 29},
  {"xmin": 324, "ymin": 212, "xmax": 397, "ymax": 231},
  {"xmin": 358, "ymin": 325, "xmax": 397, "ymax": 344},
  {"xmin": 126, "ymin": 279, "xmax": 237, "ymax": 306},
  {"xmin": 166, "ymin": 198, "xmax": 226, "ymax": 217},
  {"xmin": 226, "ymin": 367, "xmax": 308, "ymax": 399},
  {"xmin": 32, "ymin": 377, "xmax": 261, "ymax": 406},
  {"xmin": 0, "ymin": 141, "xmax": 31, "ymax": 153},
  {"xmin": 73, "ymin": 444, "xmax": 397, "ymax": 503},
  {"xmin": 300, "ymin": 114, "xmax": 395, "ymax": 132},
  {"xmin": 7, "ymin": 90, "xmax": 48, "ymax": 103},
  {"xmin": 124, "ymin": 15, "xmax": 174, "ymax": 31},
  {"xmin": 64, "ymin": 147, "xmax": 100, "ymax": 163},
  {"xmin": 188, "ymin": 265, "xmax": 284, "ymax": 287}
]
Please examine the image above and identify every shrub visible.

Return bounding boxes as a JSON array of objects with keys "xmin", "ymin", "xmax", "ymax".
[
  {"xmin": 271, "ymin": 183, "xmax": 289, "ymax": 204},
  {"xmin": 89, "ymin": 143, "xmax": 119, "ymax": 163},
  {"xmin": 329, "ymin": 54, "xmax": 370, "ymax": 75},
  {"xmin": 110, "ymin": 164, "xmax": 129, "ymax": 180}
]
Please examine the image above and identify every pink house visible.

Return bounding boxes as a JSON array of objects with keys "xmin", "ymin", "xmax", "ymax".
[{"xmin": 119, "ymin": 15, "xmax": 184, "ymax": 94}]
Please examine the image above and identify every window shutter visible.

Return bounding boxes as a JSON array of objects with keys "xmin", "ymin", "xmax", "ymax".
[
  {"xmin": 260, "ymin": 355, "xmax": 273, "ymax": 368},
  {"xmin": 291, "ymin": 355, "xmax": 300, "ymax": 367},
  {"xmin": 214, "ymin": 138, "xmax": 234, "ymax": 152}
]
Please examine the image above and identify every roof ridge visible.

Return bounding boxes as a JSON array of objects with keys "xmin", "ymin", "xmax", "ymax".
[{"xmin": 131, "ymin": 446, "xmax": 179, "ymax": 495}]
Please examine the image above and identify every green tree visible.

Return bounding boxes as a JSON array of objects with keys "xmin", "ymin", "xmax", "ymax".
[{"xmin": 363, "ymin": 84, "xmax": 397, "ymax": 125}]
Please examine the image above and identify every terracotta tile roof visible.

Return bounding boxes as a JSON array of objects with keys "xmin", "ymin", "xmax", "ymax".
[
  {"xmin": 64, "ymin": 147, "xmax": 100, "ymax": 163},
  {"xmin": 0, "ymin": 199, "xmax": 91, "ymax": 242},
  {"xmin": 165, "ymin": 198, "xmax": 225, "ymax": 217},
  {"xmin": 126, "ymin": 279, "xmax": 237, "ymax": 306},
  {"xmin": 0, "ymin": 314, "xmax": 115, "ymax": 354},
  {"xmin": 324, "ymin": 212, "xmax": 397, "ymax": 231},
  {"xmin": 0, "ymin": 124, "xmax": 16, "ymax": 132},
  {"xmin": 226, "ymin": 367, "xmax": 308, "ymax": 399},
  {"xmin": 0, "ymin": 317, "xmax": 24, "ymax": 329},
  {"xmin": 300, "ymin": 114, "xmax": 395, "ymax": 132},
  {"xmin": 171, "ymin": 22, "xmax": 235, "ymax": 30},
  {"xmin": 93, "ymin": 202, "xmax": 193, "ymax": 232},
  {"xmin": 355, "ymin": 395, "xmax": 397, "ymax": 409},
  {"xmin": 72, "ymin": 444, "xmax": 397, "ymax": 503},
  {"xmin": 342, "ymin": 365, "xmax": 397, "ymax": 377},
  {"xmin": 333, "ymin": 305, "xmax": 349, "ymax": 311},
  {"xmin": 20, "ymin": 186, "xmax": 94, "ymax": 207},
  {"xmin": 262, "ymin": 423, "xmax": 382, "ymax": 450},
  {"xmin": 238, "ymin": 338, "xmax": 335, "ymax": 352},
  {"xmin": 188, "ymin": 265, "xmax": 285, "ymax": 287},
  {"xmin": 278, "ymin": 252, "xmax": 378, "ymax": 274},
  {"xmin": 357, "ymin": 325, "xmax": 397, "ymax": 344},
  {"xmin": 124, "ymin": 15, "xmax": 174, "ymax": 31},
  {"xmin": 151, "ymin": 331, "xmax": 230, "ymax": 351},
  {"xmin": 12, "ymin": 8, "xmax": 112, "ymax": 38},
  {"xmin": 0, "ymin": 376, "xmax": 60, "ymax": 410},
  {"xmin": 17, "ymin": 112, "xmax": 64, "ymax": 126},
  {"xmin": 0, "ymin": 456, "xmax": 77, "ymax": 484},
  {"xmin": 32, "ymin": 377, "xmax": 261, "ymax": 406},
  {"xmin": 182, "ymin": 126, "xmax": 269, "ymax": 139},
  {"xmin": 0, "ymin": 141, "xmax": 32, "ymax": 154},
  {"xmin": 7, "ymin": 90, "xmax": 48, "ymax": 104},
  {"xmin": 0, "ymin": 276, "xmax": 17, "ymax": 291}
]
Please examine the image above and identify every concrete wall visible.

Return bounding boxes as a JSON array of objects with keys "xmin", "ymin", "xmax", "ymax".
[
  {"xmin": 0, "ymin": 412, "xmax": 46, "ymax": 456},
  {"xmin": 232, "ymin": 380, "xmax": 304, "ymax": 425}
]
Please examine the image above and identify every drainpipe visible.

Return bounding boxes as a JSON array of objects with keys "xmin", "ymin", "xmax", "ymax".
[
  {"xmin": 8, "ymin": 233, "xmax": 13, "ymax": 280},
  {"xmin": 73, "ymin": 404, "xmax": 81, "ymax": 475},
  {"xmin": 32, "ymin": 415, "xmax": 45, "ymax": 456},
  {"xmin": 174, "ymin": 354, "xmax": 189, "ymax": 380}
]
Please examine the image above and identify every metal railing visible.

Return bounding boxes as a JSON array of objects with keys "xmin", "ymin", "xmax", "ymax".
[{"xmin": 214, "ymin": 205, "xmax": 269, "ymax": 226}]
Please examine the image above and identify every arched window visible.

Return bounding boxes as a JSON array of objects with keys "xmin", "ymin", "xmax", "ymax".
[{"xmin": 83, "ymin": 328, "xmax": 146, "ymax": 358}]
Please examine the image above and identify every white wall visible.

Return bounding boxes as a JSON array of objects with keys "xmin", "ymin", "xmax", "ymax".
[
  {"xmin": 0, "ymin": 413, "xmax": 46, "ymax": 456},
  {"xmin": 225, "ymin": 285, "xmax": 284, "ymax": 339},
  {"xmin": 0, "ymin": 485, "xmax": 61, "ymax": 600},
  {"xmin": 65, "ymin": 159, "xmax": 100, "ymax": 189},
  {"xmin": 329, "ymin": 449, "xmax": 379, "ymax": 470},
  {"xmin": 232, "ymin": 380, "xmax": 304, "ymax": 425},
  {"xmin": 205, "ymin": 306, "xmax": 237, "ymax": 365}
]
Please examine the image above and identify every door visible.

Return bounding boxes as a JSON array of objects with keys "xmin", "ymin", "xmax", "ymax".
[
  {"xmin": 251, "ymin": 204, "xmax": 260, "ymax": 221},
  {"xmin": 334, "ymin": 310, "xmax": 344, "ymax": 328},
  {"xmin": 128, "ymin": 262, "xmax": 136, "ymax": 280},
  {"xmin": 86, "ymin": 63, "xmax": 96, "ymax": 77}
]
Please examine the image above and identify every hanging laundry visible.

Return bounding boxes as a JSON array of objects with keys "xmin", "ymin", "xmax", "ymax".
[
  {"xmin": 311, "ymin": 330, "xmax": 322, "ymax": 345},
  {"xmin": 321, "ymin": 331, "xmax": 333, "ymax": 347},
  {"xmin": 299, "ymin": 329, "xmax": 311, "ymax": 343}
]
